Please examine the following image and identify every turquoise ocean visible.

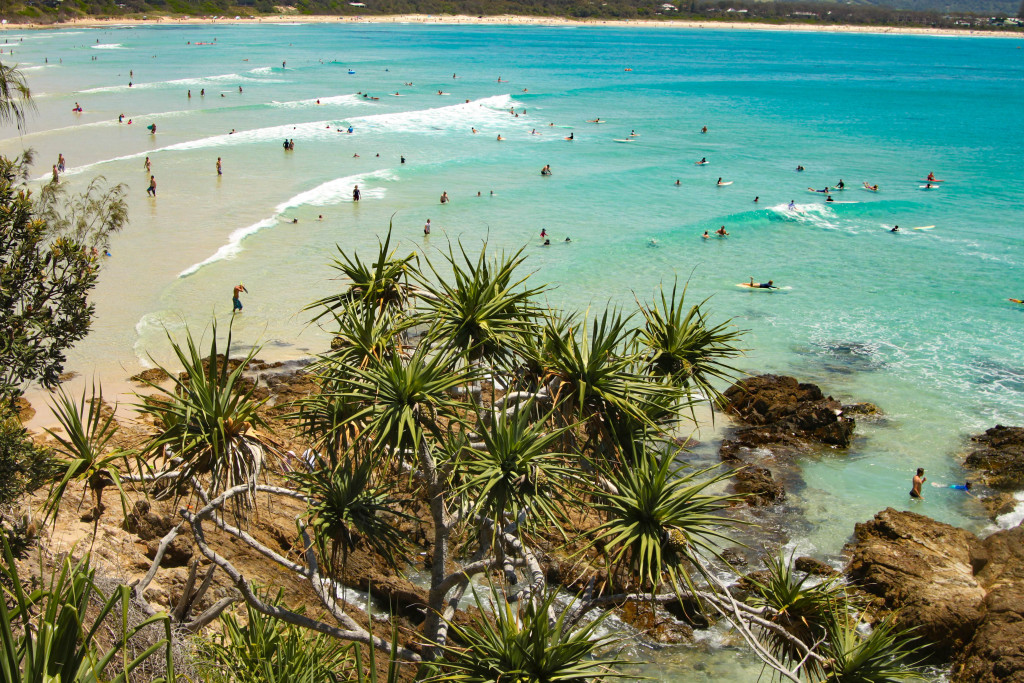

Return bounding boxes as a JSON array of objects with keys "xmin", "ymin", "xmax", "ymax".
[{"xmin": 3, "ymin": 22, "xmax": 1024, "ymax": 678}]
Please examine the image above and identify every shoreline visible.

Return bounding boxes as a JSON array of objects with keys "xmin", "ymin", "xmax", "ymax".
[{"xmin": 2, "ymin": 14, "xmax": 1021, "ymax": 39}]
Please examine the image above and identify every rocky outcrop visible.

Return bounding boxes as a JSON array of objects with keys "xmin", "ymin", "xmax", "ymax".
[
  {"xmin": 720, "ymin": 375, "xmax": 859, "ymax": 506},
  {"xmin": 846, "ymin": 508, "xmax": 1024, "ymax": 681},
  {"xmin": 846, "ymin": 508, "xmax": 985, "ymax": 652},
  {"xmin": 723, "ymin": 375, "xmax": 856, "ymax": 447},
  {"xmin": 953, "ymin": 523, "xmax": 1024, "ymax": 683},
  {"xmin": 963, "ymin": 425, "xmax": 1024, "ymax": 490}
]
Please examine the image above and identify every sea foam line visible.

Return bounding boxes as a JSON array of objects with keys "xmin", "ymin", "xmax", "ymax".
[
  {"xmin": 79, "ymin": 71, "xmax": 282, "ymax": 94},
  {"xmin": 176, "ymin": 169, "xmax": 395, "ymax": 279},
  {"xmin": 50, "ymin": 94, "xmax": 522, "ymax": 181}
]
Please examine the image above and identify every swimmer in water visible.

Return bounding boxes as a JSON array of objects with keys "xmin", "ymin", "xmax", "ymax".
[
  {"xmin": 701, "ymin": 125, "xmax": 707, "ymax": 133},
  {"xmin": 440, "ymin": 191, "xmax": 449, "ymax": 204},
  {"xmin": 753, "ymin": 196, "xmax": 759, "ymax": 203},
  {"xmin": 702, "ymin": 230, "xmax": 710, "ymax": 239},
  {"xmin": 353, "ymin": 185, "xmax": 361, "ymax": 202},
  {"xmin": 910, "ymin": 468, "xmax": 926, "ymax": 499},
  {"xmin": 233, "ymin": 283, "xmax": 248, "ymax": 312},
  {"xmin": 147, "ymin": 175, "xmax": 156, "ymax": 197},
  {"xmin": 424, "ymin": 219, "xmax": 431, "ymax": 235},
  {"xmin": 890, "ymin": 225, "xmax": 900, "ymax": 233},
  {"xmin": 496, "ymin": 135, "xmax": 504, "ymax": 141},
  {"xmin": 674, "ymin": 179, "xmax": 681, "ymax": 186},
  {"xmin": 216, "ymin": 157, "xmax": 222, "ymax": 175},
  {"xmin": 715, "ymin": 226, "xmax": 729, "ymax": 236}
]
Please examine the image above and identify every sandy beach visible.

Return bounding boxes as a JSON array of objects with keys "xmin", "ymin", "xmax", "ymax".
[{"xmin": 3, "ymin": 13, "xmax": 1022, "ymax": 38}]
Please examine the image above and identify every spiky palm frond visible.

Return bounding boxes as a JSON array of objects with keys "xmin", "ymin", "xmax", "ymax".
[
  {"xmin": 0, "ymin": 538, "xmax": 174, "ymax": 683},
  {"xmin": 446, "ymin": 400, "xmax": 580, "ymax": 534},
  {"xmin": 819, "ymin": 611, "xmax": 925, "ymax": 683},
  {"xmin": 338, "ymin": 344, "xmax": 474, "ymax": 461},
  {"xmin": 637, "ymin": 279, "xmax": 745, "ymax": 411},
  {"xmin": 319, "ymin": 298, "xmax": 412, "ymax": 370},
  {"xmin": 137, "ymin": 324, "xmax": 273, "ymax": 520},
  {"xmin": 543, "ymin": 308, "xmax": 683, "ymax": 454},
  {"xmin": 200, "ymin": 589, "xmax": 350, "ymax": 683},
  {"xmin": 745, "ymin": 550, "xmax": 846, "ymax": 675},
  {"xmin": 290, "ymin": 453, "xmax": 411, "ymax": 573},
  {"xmin": 307, "ymin": 227, "xmax": 417, "ymax": 321},
  {"xmin": 416, "ymin": 241, "xmax": 543, "ymax": 368},
  {"xmin": 591, "ymin": 443, "xmax": 740, "ymax": 594},
  {"xmin": 430, "ymin": 586, "xmax": 627, "ymax": 682},
  {"xmin": 43, "ymin": 384, "xmax": 134, "ymax": 524}
]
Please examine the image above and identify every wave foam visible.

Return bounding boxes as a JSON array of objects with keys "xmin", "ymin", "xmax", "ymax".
[
  {"xmin": 767, "ymin": 202, "xmax": 842, "ymax": 230},
  {"xmin": 994, "ymin": 491, "xmax": 1024, "ymax": 531},
  {"xmin": 90, "ymin": 43, "xmax": 125, "ymax": 50},
  {"xmin": 177, "ymin": 169, "xmax": 395, "ymax": 279},
  {"xmin": 269, "ymin": 94, "xmax": 366, "ymax": 109},
  {"xmin": 79, "ymin": 71, "xmax": 282, "ymax": 94}
]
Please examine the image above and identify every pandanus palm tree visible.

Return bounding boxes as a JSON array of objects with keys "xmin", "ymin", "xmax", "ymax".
[
  {"xmin": 541, "ymin": 307, "xmax": 681, "ymax": 456},
  {"xmin": 637, "ymin": 279, "xmax": 744, "ymax": 412},
  {"xmin": 138, "ymin": 324, "xmax": 275, "ymax": 520},
  {"xmin": 44, "ymin": 384, "xmax": 134, "ymax": 524},
  {"xmin": 416, "ymin": 240, "xmax": 543, "ymax": 374},
  {"xmin": 307, "ymin": 227, "xmax": 417, "ymax": 322},
  {"xmin": 590, "ymin": 439, "xmax": 740, "ymax": 595}
]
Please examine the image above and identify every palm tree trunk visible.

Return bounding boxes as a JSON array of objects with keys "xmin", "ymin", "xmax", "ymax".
[{"xmin": 420, "ymin": 439, "xmax": 451, "ymax": 658}]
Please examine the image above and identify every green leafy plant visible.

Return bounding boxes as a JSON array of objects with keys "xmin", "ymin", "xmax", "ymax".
[
  {"xmin": 591, "ymin": 443, "xmax": 739, "ymax": 594},
  {"xmin": 0, "ymin": 537, "xmax": 175, "ymax": 683},
  {"xmin": 200, "ymin": 589, "xmax": 352, "ymax": 683},
  {"xmin": 431, "ymin": 585, "xmax": 627, "ymax": 682},
  {"xmin": 290, "ymin": 453, "xmax": 411, "ymax": 573},
  {"xmin": 636, "ymin": 279, "xmax": 744, "ymax": 411},
  {"xmin": 138, "ymin": 323, "xmax": 274, "ymax": 519},
  {"xmin": 43, "ymin": 384, "xmax": 133, "ymax": 524},
  {"xmin": 819, "ymin": 611, "xmax": 925, "ymax": 683}
]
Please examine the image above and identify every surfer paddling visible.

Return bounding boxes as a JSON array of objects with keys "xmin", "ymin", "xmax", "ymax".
[{"xmin": 748, "ymin": 277, "xmax": 777, "ymax": 289}]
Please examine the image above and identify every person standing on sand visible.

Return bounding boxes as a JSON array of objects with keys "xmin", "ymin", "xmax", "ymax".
[
  {"xmin": 352, "ymin": 185, "xmax": 360, "ymax": 202},
  {"xmin": 147, "ymin": 175, "xmax": 156, "ymax": 197},
  {"xmin": 910, "ymin": 468, "xmax": 926, "ymax": 498},
  {"xmin": 232, "ymin": 283, "xmax": 248, "ymax": 313}
]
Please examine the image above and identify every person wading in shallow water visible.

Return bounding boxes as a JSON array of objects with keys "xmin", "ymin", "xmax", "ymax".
[
  {"xmin": 910, "ymin": 467, "xmax": 926, "ymax": 499},
  {"xmin": 232, "ymin": 283, "xmax": 248, "ymax": 313}
]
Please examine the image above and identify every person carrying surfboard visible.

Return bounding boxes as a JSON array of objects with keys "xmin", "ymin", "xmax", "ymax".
[{"xmin": 749, "ymin": 277, "xmax": 776, "ymax": 289}]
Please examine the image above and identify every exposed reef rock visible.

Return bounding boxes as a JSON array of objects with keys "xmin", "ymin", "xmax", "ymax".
[
  {"xmin": 719, "ymin": 375, "xmax": 860, "ymax": 507},
  {"xmin": 845, "ymin": 508, "xmax": 1024, "ymax": 682},
  {"xmin": 963, "ymin": 425, "xmax": 1024, "ymax": 490}
]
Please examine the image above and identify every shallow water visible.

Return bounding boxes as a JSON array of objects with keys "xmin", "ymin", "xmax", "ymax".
[{"xmin": 3, "ymin": 23, "xmax": 1023, "ymax": 680}]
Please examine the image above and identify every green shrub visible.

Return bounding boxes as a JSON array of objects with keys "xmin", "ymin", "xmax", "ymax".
[{"xmin": 0, "ymin": 414, "xmax": 56, "ymax": 508}]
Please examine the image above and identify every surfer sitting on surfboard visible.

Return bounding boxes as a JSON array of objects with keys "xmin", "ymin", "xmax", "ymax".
[{"xmin": 749, "ymin": 277, "xmax": 777, "ymax": 289}]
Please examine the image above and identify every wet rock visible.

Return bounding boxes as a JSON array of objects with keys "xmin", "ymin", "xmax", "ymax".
[
  {"xmin": 963, "ymin": 425, "xmax": 1024, "ymax": 490},
  {"xmin": 129, "ymin": 367, "xmax": 171, "ymax": 384},
  {"xmin": 842, "ymin": 402, "xmax": 880, "ymax": 416},
  {"xmin": 723, "ymin": 374, "xmax": 855, "ymax": 448},
  {"xmin": 619, "ymin": 600, "xmax": 693, "ymax": 644},
  {"xmin": 732, "ymin": 466, "xmax": 785, "ymax": 506},
  {"xmin": 845, "ymin": 508, "xmax": 985, "ymax": 653},
  {"xmin": 980, "ymin": 492, "xmax": 1019, "ymax": 521},
  {"xmin": 794, "ymin": 556, "xmax": 838, "ymax": 577},
  {"xmin": 720, "ymin": 547, "xmax": 749, "ymax": 568}
]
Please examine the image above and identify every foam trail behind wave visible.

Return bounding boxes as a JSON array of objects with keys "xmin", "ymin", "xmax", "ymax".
[
  {"xmin": 79, "ymin": 71, "xmax": 282, "ymax": 95},
  {"xmin": 269, "ymin": 94, "xmax": 368, "ymax": 109},
  {"xmin": 177, "ymin": 169, "xmax": 395, "ymax": 278},
  {"xmin": 91, "ymin": 43, "xmax": 125, "ymax": 50},
  {"xmin": 348, "ymin": 94, "xmax": 521, "ymax": 135},
  {"xmin": 766, "ymin": 202, "xmax": 843, "ymax": 230}
]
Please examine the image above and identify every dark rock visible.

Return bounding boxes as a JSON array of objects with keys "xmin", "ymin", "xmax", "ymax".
[
  {"xmin": 842, "ymin": 402, "xmax": 881, "ymax": 416},
  {"xmin": 619, "ymin": 600, "xmax": 693, "ymax": 644},
  {"xmin": 129, "ymin": 367, "xmax": 171, "ymax": 384},
  {"xmin": 845, "ymin": 508, "xmax": 985, "ymax": 653},
  {"xmin": 720, "ymin": 547, "xmax": 749, "ymax": 568},
  {"xmin": 723, "ymin": 374, "xmax": 855, "ymax": 448},
  {"xmin": 980, "ymin": 492, "xmax": 1019, "ymax": 521},
  {"xmin": 125, "ymin": 500, "xmax": 192, "ymax": 567},
  {"xmin": 964, "ymin": 425, "xmax": 1024, "ymax": 490},
  {"xmin": 732, "ymin": 466, "xmax": 785, "ymax": 506},
  {"xmin": 794, "ymin": 556, "xmax": 838, "ymax": 577}
]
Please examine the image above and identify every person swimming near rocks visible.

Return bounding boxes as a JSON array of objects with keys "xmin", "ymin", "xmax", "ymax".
[
  {"xmin": 910, "ymin": 467, "xmax": 926, "ymax": 498},
  {"xmin": 233, "ymin": 283, "xmax": 248, "ymax": 312},
  {"xmin": 748, "ymin": 277, "xmax": 776, "ymax": 289}
]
